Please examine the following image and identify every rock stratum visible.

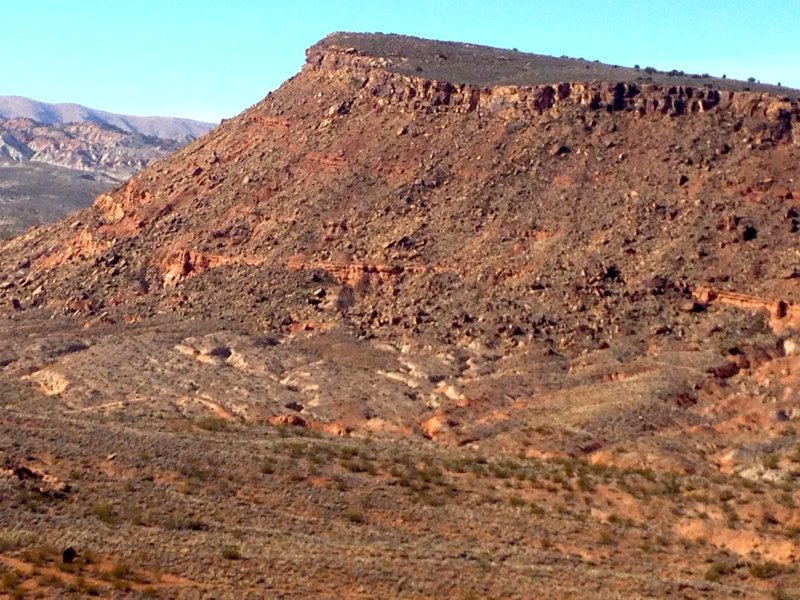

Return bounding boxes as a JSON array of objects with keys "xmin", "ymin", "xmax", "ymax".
[{"xmin": 1, "ymin": 33, "xmax": 800, "ymax": 598}]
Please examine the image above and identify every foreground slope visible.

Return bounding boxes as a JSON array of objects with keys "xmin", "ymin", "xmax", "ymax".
[{"xmin": 1, "ymin": 33, "xmax": 800, "ymax": 597}]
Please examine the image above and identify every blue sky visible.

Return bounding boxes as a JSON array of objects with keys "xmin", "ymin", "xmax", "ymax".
[{"xmin": 3, "ymin": 1, "xmax": 798, "ymax": 122}]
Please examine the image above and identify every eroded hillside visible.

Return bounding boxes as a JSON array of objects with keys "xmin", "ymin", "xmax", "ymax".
[{"xmin": 1, "ymin": 33, "xmax": 799, "ymax": 598}]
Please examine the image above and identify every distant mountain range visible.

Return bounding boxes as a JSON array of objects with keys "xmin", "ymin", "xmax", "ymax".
[
  {"xmin": 0, "ymin": 117, "xmax": 187, "ymax": 180},
  {"xmin": 0, "ymin": 95, "xmax": 214, "ymax": 140},
  {"xmin": 0, "ymin": 96, "xmax": 216, "ymax": 238}
]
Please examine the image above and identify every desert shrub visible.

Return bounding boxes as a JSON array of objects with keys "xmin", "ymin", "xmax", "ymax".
[
  {"xmin": 344, "ymin": 508, "xmax": 365, "ymax": 524},
  {"xmin": 65, "ymin": 576, "xmax": 100, "ymax": 595},
  {"xmin": 340, "ymin": 459, "xmax": 368, "ymax": 473},
  {"xmin": 509, "ymin": 495, "xmax": 525, "ymax": 508},
  {"xmin": 163, "ymin": 515, "xmax": 207, "ymax": 531},
  {"xmin": 195, "ymin": 417, "xmax": 228, "ymax": 432},
  {"xmin": 599, "ymin": 529, "xmax": 617, "ymax": 545},
  {"xmin": 417, "ymin": 491, "xmax": 446, "ymax": 506},
  {"xmin": 1, "ymin": 570, "xmax": 21, "ymax": 591},
  {"xmin": 259, "ymin": 457, "xmax": 277, "ymax": 474},
  {"xmin": 221, "ymin": 546, "xmax": 241, "ymax": 560},
  {"xmin": 0, "ymin": 530, "xmax": 36, "ymax": 552},
  {"xmin": 718, "ymin": 489, "xmax": 735, "ymax": 502},
  {"xmin": 21, "ymin": 544, "xmax": 58, "ymax": 566},
  {"xmin": 110, "ymin": 563, "xmax": 130, "ymax": 579},
  {"xmin": 93, "ymin": 502, "xmax": 117, "ymax": 525},
  {"xmin": 339, "ymin": 446, "xmax": 358, "ymax": 458},
  {"xmin": 578, "ymin": 474, "xmax": 595, "ymax": 492},
  {"xmin": 783, "ymin": 527, "xmax": 800, "ymax": 539},
  {"xmin": 763, "ymin": 453, "xmax": 780, "ymax": 469},
  {"xmin": 749, "ymin": 561, "xmax": 783, "ymax": 579},
  {"xmin": 418, "ymin": 465, "xmax": 443, "ymax": 483},
  {"xmin": 180, "ymin": 463, "xmax": 207, "ymax": 481},
  {"xmin": 705, "ymin": 561, "xmax": 735, "ymax": 581}
]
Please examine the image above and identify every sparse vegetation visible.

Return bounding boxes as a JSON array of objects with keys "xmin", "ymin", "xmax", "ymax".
[
  {"xmin": 763, "ymin": 453, "xmax": 780, "ymax": 469},
  {"xmin": 92, "ymin": 502, "xmax": 117, "ymax": 525},
  {"xmin": 344, "ymin": 508, "xmax": 365, "ymax": 524},
  {"xmin": 1, "ymin": 570, "xmax": 22, "ymax": 592},
  {"xmin": 705, "ymin": 560, "xmax": 736, "ymax": 582},
  {"xmin": 509, "ymin": 495, "xmax": 525, "ymax": 507},
  {"xmin": 195, "ymin": 416, "xmax": 229, "ymax": 431},
  {"xmin": 749, "ymin": 561, "xmax": 784, "ymax": 579},
  {"xmin": 599, "ymin": 529, "xmax": 617, "ymax": 546}
]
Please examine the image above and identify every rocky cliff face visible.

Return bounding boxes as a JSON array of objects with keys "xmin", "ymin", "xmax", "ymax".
[
  {"xmin": 307, "ymin": 39, "xmax": 799, "ymax": 138},
  {"xmin": 4, "ymin": 35, "xmax": 797, "ymax": 324},
  {"xmin": 1, "ymin": 34, "xmax": 800, "ymax": 596}
]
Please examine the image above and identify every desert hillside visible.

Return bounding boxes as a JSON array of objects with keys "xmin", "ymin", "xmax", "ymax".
[{"xmin": 0, "ymin": 33, "xmax": 799, "ymax": 598}]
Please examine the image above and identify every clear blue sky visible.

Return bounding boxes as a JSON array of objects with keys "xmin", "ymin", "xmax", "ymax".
[{"xmin": 3, "ymin": 0, "xmax": 798, "ymax": 122}]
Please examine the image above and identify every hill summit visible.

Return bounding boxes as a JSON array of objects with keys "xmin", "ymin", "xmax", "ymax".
[{"xmin": 1, "ymin": 33, "xmax": 800, "ymax": 597}]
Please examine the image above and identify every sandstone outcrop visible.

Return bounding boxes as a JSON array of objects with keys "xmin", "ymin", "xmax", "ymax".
[{"xmin": 307, "ymin": 37, "xmax": 800, "ymax": 139}]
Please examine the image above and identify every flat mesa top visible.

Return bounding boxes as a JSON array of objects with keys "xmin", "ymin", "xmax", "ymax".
[{"xmin": 315, "ymin": 32, "xmax": 799, "ymax": 98}]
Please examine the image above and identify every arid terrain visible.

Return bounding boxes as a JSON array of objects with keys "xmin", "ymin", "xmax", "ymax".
[
  {"xmin": 0, "ymin": 100, "xmax": 214, "ymax": 238},
  {"xmin": 1, "ymin": 32, "xmax": 800, "ymax": 598}
]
